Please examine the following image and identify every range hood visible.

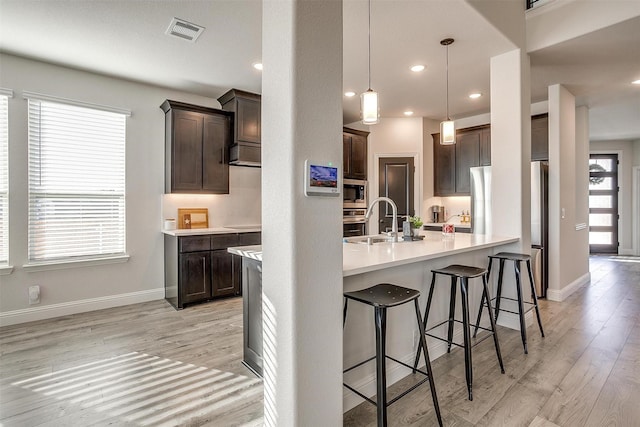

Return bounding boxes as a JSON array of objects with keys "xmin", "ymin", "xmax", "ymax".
[{"xmin": 229, "ymin": 143, "xmax": 261, "ymax": 167}]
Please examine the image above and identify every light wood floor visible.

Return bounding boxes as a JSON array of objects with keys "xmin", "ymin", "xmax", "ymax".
[{"xmin": 1, "ymin": 255, "xmax": 638, "ymax": 426}]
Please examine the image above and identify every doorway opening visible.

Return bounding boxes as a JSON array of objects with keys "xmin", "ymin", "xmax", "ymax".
[{"xmin": 589, "ymin": 154, "xmax": 619, "ymax": 254}]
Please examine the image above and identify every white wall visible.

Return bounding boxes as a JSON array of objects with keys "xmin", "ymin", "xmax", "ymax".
[
  {"xmin": 590, "ymin": 139, "xmax": 635, "ymax": 254},
  {"xmin": 367, "ymin": 117, "xmax": 423, "ymax": 234},
  {"xmin": 547, "ymin": 84, "xmax": 590, "ymax": 301},
  {"xmin": 0, "ymin": 54, "xmax": 260, "ymax": 324}
]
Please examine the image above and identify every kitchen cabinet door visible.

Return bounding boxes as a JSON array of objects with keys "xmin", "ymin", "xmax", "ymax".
[
  {"xmin": 179, "ymin": 251, "xmax": 212, "ymax": 304},
  {"xmin": 343, "ymin": 134, "xmax": 352, "ymax": 178},
  {"xmin": 236, "ymin": 97, "xmax": 261, "ymax": 144},
  {"xmin": 433, "ymin": 133, "xmax": 456, "ymax": 196},
  {"xmin": 531, "ymin": 114, "xmax": 549, "ymax": 161},
  {"xmin": 202, "ymin": 114, "xmax": 231, "ymax": 193},
  {"xmin": 455, "ymin": 130, "xmax": 481, "ymax": 194},
  {"xmin": 350, "ymin": 134, "xmax": 368, "ymax": 180},
  {"xmin": 171, "ymin": 110, "xmax": 204, "ymax": 192},
  {"xmin": 343, "ymin": 128, "xmax": 369, "ymax": 180},
  {"xmin": 211, "ymin": 250, "xmax": 236, "ymax": 297}
]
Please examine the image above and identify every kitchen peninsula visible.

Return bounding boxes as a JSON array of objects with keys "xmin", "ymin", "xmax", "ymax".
[{"xmin": 229, "ymin": 230, "xmax": 518, "ymax": 401}]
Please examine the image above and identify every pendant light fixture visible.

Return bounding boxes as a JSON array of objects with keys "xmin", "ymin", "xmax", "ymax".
[
  {"xmin": 440, "ymin": 38, "xmax": 455, "ymax": 145},
  {"xmin": 361, "ymin": 0, "xmax": 379, "ymax": 124}
]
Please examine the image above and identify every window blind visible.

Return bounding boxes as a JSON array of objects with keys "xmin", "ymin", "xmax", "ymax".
[
  {"xmin": 0, "ymin": 95, "xmax": 8, "ymax": 264},
  {"xmin": 27, "ymin": 98, "xmax": 126, "ymax": 262}
]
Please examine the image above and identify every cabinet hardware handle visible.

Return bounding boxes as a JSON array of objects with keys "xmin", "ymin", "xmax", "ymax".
[{"xmin": 202, "ymin": 257, "xmax": 207, "ymax": 289}]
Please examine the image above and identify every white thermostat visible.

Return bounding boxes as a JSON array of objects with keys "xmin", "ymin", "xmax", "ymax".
[{"xmin": 304, "ymin": 159, "xmax": 341, "ymax": 197}]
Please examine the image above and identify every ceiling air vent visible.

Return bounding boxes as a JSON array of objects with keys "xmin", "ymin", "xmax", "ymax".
[{"xmin": 165, "ymin": 17, "xmax": 205, "ymax": 42}]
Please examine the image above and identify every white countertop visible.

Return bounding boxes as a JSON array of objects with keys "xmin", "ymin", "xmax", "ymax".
[
  {"xmin": 162, "ymin": 225, "xmax": 261, "ymax": 236},
  {"xmin": 228, "ymin": 231, "xmax": 518, "ymax": 277},
  {"xmin": 228, "ymin": 245, "xmax": 263, "ymax": 261}
]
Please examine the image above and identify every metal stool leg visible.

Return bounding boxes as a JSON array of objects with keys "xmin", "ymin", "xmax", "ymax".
[
  {"xmin": 494, "ymin": 258, "xmax": 505, "ymax": 320},
  {"xmin": 414, "ymin": 274, "xmax": 436, "ymax": 371},
  {"xmin": 343, "ymin": 298, "xmax": 348, "ymax": 328},
  {"xmin": 514, "ymin": 260, "xmax": 528, "ymax": 354},
  {"xmin": 374, "ymin": 306, "xmax": 388, "ymax": 427},
  {"xmin": 482, "ymin": 272, "xmax": 505, "ymax": 373},
  {"xmin": 459, "ymin": 278, "xmax": 473, "ymax": 401},
  {"xmin": 414, "ymin": 299, "xmax": 443, "ymax": 426},
  {"xmin": 473, "ymin": 257, "xmax": 494, "ymax": 337},
  {"xmin": 526, "ymin": 259, "xmax": 545, "ymax": 338},
  {"xmin": 447, "ymin": 277, "xmax": 457, "ymax": 353}
]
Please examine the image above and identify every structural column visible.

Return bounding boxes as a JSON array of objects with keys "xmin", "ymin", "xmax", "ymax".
[
  {"xmin": 262, "ymin": 1, "xmax": 344, "ymax": 426},
  {"xmin": 490, "ymin": 49, "xmax": 531, "ymax": 251}
]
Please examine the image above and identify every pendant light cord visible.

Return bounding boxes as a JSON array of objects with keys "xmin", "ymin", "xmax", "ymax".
[
  {"xmin": 445, "ymin": 43, "xmax": 449, "ymax": 120},
  {"xmin": 368, "ymin": 0, "xmax": 372, "ymax": 91}
]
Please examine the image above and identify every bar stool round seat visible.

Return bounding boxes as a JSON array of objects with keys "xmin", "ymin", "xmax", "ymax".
[
  {"xmin": 474, "ymin": 252, "xmax": 545, "ymax": 354},
  {"xmin": 415, "ymin": 264, "xmax": 505, "ymax": 401},
  {"xmin": 343, "ymin": 283, "xmax": 442, "ymax": 427}
]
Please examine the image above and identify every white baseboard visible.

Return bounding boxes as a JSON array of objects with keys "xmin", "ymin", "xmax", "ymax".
[
  {"xmin": 0, "ymin": 288, "xmax": 165, "ymax": 327},
  {"xmin": 546, "ymin": 272, "xmax": 590, "ymax": 302},
  {"xmin": 619, "ymin": 249, "xmax": 635, "ymax": 256}
]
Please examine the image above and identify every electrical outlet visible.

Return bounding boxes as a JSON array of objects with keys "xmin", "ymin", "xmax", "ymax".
[{"xmin": 28, "ymin": 285, "xmax": 40, "ymax": 305}]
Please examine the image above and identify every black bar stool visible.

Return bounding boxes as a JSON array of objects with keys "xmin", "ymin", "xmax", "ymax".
[
  {"xmin": 414, "ymin": 264, "xmax": 504, "ymax": 401},
  {"xmin": 343, "ymin": 283, "xmax": 442, "ymax": 427},
  {"xmin": 474, "ymin": 252, "xmax": 545, "ymax": 354}
]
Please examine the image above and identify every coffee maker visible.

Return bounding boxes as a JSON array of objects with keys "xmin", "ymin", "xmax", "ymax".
[{"xmin": 431, "ymin": 205, "xmax": 445, "ymax": 223}]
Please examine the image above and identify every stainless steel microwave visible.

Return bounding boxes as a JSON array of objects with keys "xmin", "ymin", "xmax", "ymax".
[{"xmin": 343, "ymin": 179, "xmax": 367, "ymax": 209}]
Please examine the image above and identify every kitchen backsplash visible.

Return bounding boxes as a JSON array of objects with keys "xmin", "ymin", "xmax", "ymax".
[
  {"xmin": 162, "ymin": 166, "xmax": 261, "ymax": 228},
  {"xmin": 424, "ymin": 196, "xmax": 471, "ymax": 224}
]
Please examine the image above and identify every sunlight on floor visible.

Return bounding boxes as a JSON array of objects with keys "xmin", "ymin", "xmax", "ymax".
[{"xmin": 11, "ymin": 351, "xmax": 262, "ymax": 426}]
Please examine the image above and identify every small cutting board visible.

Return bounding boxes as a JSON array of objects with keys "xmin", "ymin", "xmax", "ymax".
[{"xmin": 178, "ymin": 208, "xmax": 209, "ymax": 229}]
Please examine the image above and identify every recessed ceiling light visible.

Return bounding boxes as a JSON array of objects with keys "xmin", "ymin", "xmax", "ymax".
[
  {"xmin": 632, "ymin": 79, "xmax": 640, "ymax": 85},
  {"xmin": 253, "ymin": 62, "xmax": 263, "ymax": 71},
  {"xmin": 468, "ymin": 93, "xmax": 482, "ymax": 99},
  {"xmin": 344, "ymin": 91, "xmax": 356, "ymax": 97},
  {"xmin": 410, "ymin": 65, "xmax": 425, "ymax": 72},
  {"xmin": 165, "ymin": 17, "xmax": 205, "ymax": 42},
  {"xmin": 404, "ymin": 111, "xmax": 414, "ymax": 116}
]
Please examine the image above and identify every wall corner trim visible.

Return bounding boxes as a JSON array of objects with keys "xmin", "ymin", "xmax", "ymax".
[
  {"xmin": 547, "ymin": 272, "xmax": 590, "ymax": 302},
  {"xmin": 0, "ymin": 288, "xmax": 164, "ymax": 327}
]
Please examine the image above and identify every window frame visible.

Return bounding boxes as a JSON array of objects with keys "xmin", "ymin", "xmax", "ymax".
[{"xmin": 24, "ymin": 92, "xmax": 130, "ymax": 267}]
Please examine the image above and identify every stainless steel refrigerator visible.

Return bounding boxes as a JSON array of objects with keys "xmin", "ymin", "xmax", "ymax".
[
  {"xmin": 470, "ymin": 162, "xmax": 548, "ymax": 297},
  {"xmin": 530, "ymin": 161, "xmax": 549, "ymax": 297}
]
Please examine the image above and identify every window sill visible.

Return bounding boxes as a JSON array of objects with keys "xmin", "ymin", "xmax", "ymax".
[
  {"xmin": 23, "ymin": 255, "xmax": 130, "ymax": 272},
  {"xmin": 0, "ymin": 265, "xmax": 14, "ymax": 275}
]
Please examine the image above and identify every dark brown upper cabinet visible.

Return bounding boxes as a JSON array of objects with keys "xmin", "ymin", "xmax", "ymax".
[
  {"xmin": 218, "ymin": 89, "xmax": 262, "ymax": 167},
  {"xmin": 531, "ymin": 113, "xmax": 549, "ymax": 161},
  {"xmin": 433, "ymin": 125, "xmax": 490, "ymax": 196},
  {"xmin": 161, "ymin": 100, "xmax": 232, "ymax": 194},
  {"xmin": 343, "ymin": 127, "xmax": 369, "ymax": 180}
]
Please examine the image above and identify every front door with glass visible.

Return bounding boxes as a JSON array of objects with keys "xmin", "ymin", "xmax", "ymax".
[{"xmin": 589, "ymin": 154, "xmax": 619, "ymax": 254}]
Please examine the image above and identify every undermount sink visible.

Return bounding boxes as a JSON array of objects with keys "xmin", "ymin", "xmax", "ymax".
[{"xmin": 344, "ymin": 234, "xmax": 399, "ymax": 245}]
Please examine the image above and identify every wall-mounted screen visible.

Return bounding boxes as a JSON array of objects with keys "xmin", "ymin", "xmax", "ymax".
[{"xmin": 305, "ymin": 160, "xmax": 341, "ymax": 197}]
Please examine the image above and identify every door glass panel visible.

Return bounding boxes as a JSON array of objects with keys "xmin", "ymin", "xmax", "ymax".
[
  {"xmin": 588, "ymin": 176, "xmax": 614, "ymax": 190},
  {"xmin": 589, "ymin": 158, "xmax": 614, "ymax": 172},
  {"xmin": 589, "ymin": 231, "xmax": 612, "ymax": 245},
  {"xmin": 589, "ymin": 213, "xmax": 613, "ymax": 227},
  {"xmin": 589, "ymin": 195, "xmax": 613, "ymax": 208}
]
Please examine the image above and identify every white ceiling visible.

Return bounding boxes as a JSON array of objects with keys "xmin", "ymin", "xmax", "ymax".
[{"xmin": 1, "ymin": 0, "xmax": 638, "ymax": 141}]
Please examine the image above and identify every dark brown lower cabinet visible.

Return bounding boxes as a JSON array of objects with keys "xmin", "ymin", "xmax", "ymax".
[
  {"xmin": 164, "ymin": 231, "xmax": 261, "ymax": 309},
  {"xmin": 180, "ymin": 251, "xmax": 212, "ymax": 304}
]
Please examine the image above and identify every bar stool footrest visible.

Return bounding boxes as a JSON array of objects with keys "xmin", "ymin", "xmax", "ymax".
[{"xmin": 343, "ymin": 355, "xmax": 433, "ymax": 409}]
